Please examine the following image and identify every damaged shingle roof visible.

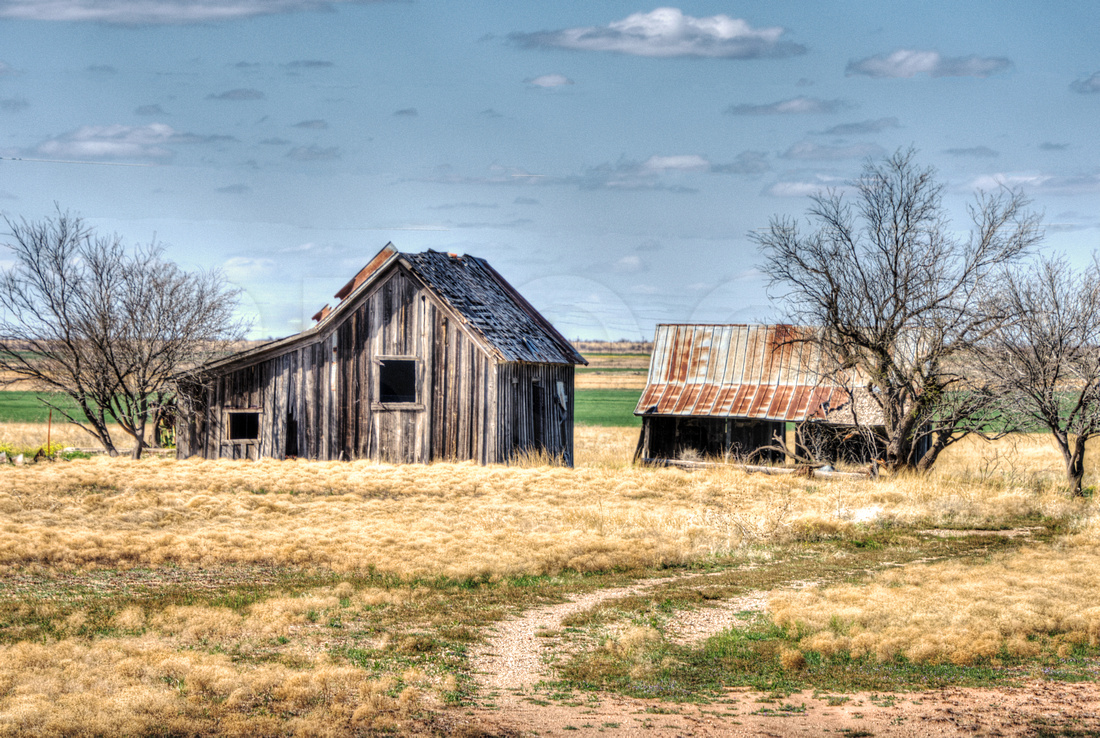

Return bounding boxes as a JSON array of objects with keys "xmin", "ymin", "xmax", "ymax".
[
  {"xmin": 400, "ymin": 249, "xmax": 586, "ymax": 365},
  {"xmin": 200, "ymin": 244, "xmax": 586, "ymax": 371}
]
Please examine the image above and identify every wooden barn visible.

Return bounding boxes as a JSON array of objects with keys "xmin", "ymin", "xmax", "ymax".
[
  {"xmin": 176, "ymin": 243, "xmax": 587, "ymax": 465},
  {"xmin": 633, "ymin": 324, "xmax": 887, "ymax": 465}
]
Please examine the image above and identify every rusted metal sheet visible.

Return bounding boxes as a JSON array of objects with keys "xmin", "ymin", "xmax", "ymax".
[
  {"xmin": 334, "ymin": 243, "xmax": 399, "ymax": 301},
  {"xmin": 635, "ymin": 324, "xmax": 863, "ymax": 422}
]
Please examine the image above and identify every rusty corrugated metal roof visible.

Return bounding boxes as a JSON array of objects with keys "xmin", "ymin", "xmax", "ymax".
[{"xmin": 634, "ymin": 324, "xmax": 859, "ymax": 421}]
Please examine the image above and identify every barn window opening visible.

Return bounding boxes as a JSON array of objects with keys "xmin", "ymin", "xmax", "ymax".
[
  {"xmin": 228, "ymin": 411, "xmax": 260, "ymax": 441},
  {"xmin": 379, "ymin": 359, "xmax": 417, "ymax": 403}
]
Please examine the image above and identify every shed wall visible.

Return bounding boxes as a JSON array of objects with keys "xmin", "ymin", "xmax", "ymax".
[{"xmin": 496, "ymin": 363, "xmax": 575, "ymax": 465}]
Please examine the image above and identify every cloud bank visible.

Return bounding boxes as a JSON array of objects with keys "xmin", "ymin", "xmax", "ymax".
[
  {"xmin": 511, "ymin": 7, "xmax": 805, "ymax": 59},
  {"xmin": 847, "ymin": 49, "xmax": 1011, "ymax": 78},
  {"xmin": 32, "ymin": 123, "xmax": 232, "ymax": 161}
]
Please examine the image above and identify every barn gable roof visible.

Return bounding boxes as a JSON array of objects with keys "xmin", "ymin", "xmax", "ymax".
[
  {"xmin": 635, "ymin": 324, "xmax": 877, "ymax": 424},
  {"xmin": 203, "ymin": 244, "xmax": 585, "ymax": 371}
]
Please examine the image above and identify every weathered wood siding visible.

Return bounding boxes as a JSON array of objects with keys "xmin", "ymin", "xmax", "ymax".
[
  {"xmin": 178, "ymin": 264, "xmax": 511, "ymax": 464},
  {"xmin": 495, "ymin": 363, "xmax": 575, "ymax": 465}
]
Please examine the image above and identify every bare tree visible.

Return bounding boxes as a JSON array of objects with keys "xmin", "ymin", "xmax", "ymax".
[
  {"xmin": 754, "ymin": 149, "xmax": 1043, "ymax": 472},
  {"xmin": 0, "ymin": 209, "xmax": 247, "ymax": 458},
  {"xmin": 981, "ymin": 255, "xmax": 1100, "ymax": 495}
]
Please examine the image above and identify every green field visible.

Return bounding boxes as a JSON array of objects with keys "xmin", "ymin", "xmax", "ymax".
[
  {"xmin": 1, "ymin": 389, "xmax": 644, "ymax": 428},
  {"xmin": 574, "ymin": 388, "xmax": 642, "ymax": 427},
  {"xmin": 0, "ymin": 391, "xmax": 89, "ymax": 423}
]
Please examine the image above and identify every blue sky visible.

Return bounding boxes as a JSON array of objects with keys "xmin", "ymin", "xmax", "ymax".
[{"xmin": 0, "ymin": 1, "xmax": 1098, "ymax": 340}]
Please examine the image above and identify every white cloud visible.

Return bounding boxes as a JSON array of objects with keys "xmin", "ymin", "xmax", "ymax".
[
  {"xmin": 0, "ymin": 61, "xmax": 19, "ymax": 76},
  {"xmin": 1071, "ymin": 72, "xmax": 1100, "ymax": 94},
  {"xmin": 34, "ymin": 123, "xmax": 176, "ymax": 161},
  {"xmin": 223, "ymin": 256, "xmax": 275, "ymax": 280},
  {"xmin": 968, "ymin": 172, "xmax": 1100, "ymax": 195},
  {"xmin": 511, "ymin": 7, "xmax": 804, "ymax": 59},
  {"xmin": 31, "ymin": 123, "xmax": 234, "ymax": 161},
  {"xmin": 726, "ymin": 96, "xmax": 850, "ymax": 115},
  {"xmin": 576, "ymin": 154, "xmax": 727, "ymax": 191},
  {"xmin": 781, "ymin": 141, "xmax": 884, "ymax": 161},
  {"xmin": 0, "ymin": 0, "xmax": 382, "ymax": 25},
  {"xmin": 642, "ymin": 154, "xmax": 710, "ymax": 172},
  {"xmin": 847, "ymin": 49, "xmax": 1011, "ymax": 78},
  {"xmin": 525, "ymin": 73, "xmax": 573, "ymax": 88},
  {"xmin": 764, "ymin": 174, "xmax": 852, "ymax": 198}
]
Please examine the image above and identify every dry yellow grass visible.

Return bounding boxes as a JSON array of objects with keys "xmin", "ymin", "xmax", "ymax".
[
  {"xmin": 2, "ymin": 424, "xmax": 1099, "ymax": 733},
  {"xmin": 0, "ymin": 635, "xmax": 423, "ymax": 736},
  {"xmin": 936, "ymin": 433, "xmax": 1100, "ymax": 484},
  {"xmin": 575, "ymin": 372, "xmax": 647, "ymax": 390},
  {"xmin": 0, "ymin": 427, "xmax": 1088, "ymax": 579},
  {"xmin": 756, "ymin": 435, "xmax": 1100, "ymax": 668},
  {"xmin": 0, "ymin": 422, "xmax": 115, "ymax": 452},
  {"xmin": 771, "ymin": 542, "xmax": 1100, "ymax": 666}
]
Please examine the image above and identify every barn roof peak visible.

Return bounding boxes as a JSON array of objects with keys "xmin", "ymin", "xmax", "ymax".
[{"xmin": 314, "ymin": 244, "xmax": 585, "ymax": 366}]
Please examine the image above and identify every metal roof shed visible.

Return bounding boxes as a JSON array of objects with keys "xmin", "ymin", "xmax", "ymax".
[{"xmin": 634, "ymin": 324, "xmax": 884, "ymax": 464}]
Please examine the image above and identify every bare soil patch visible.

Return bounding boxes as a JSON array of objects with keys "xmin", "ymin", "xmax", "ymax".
[{"xmin": 464, "ymin": 681, "xmax": 1100, "ymax": 736}]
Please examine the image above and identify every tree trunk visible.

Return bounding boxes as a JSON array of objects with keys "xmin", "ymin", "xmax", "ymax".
[
  {"xmin": 1054, "ymin": 431, "xmax": 1086, "ymax": 496},
  {"xmin": 1068, "ymin": 436, "xmax": 1087, "ymax": 497},
  {"xmin": 129, "ymin": 419, "xmax": 146, "ymax": 460}
]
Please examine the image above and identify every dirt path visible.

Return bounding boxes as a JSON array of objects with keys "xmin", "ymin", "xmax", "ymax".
[
  {"xmin": 460, "ymin": 574, "xmax": 1100, "ymax": 737},
  {"xmin": 470, "ymin": 576, "xmax": 676, "ymax": 695}
]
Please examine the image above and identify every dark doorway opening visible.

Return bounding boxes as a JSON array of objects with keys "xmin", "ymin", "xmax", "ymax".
[
  {"xmin": 285, "ymin": 413, "xmax": 299, "ymax": 457},
  {"xmin": 532, "ymin": 384, "xmax": 546, "ymax": 450}
]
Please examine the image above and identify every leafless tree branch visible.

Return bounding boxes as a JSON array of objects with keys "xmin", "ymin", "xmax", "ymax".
[
  {"xmin": 753, "ymin": 149, "xmax": 1042, "ymax": 472},
  {"xmin": 0, "ymin": 208, "xmax": 248, "ymax": 457}
]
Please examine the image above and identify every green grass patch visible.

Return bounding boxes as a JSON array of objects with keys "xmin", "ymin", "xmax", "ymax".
[
  {"xmin": 575, "ymin": 389, "xmax": 642, "ymax": 427},
  {"xmin": 0, "ymin": 390, "xmax": 91, "ymax": 423}
]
